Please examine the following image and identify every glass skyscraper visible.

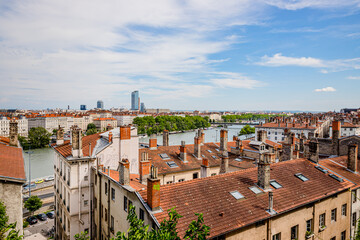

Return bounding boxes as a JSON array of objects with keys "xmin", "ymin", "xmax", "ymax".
[
  {"xmin": 131, "ymin": 91, "xmax": 139, "ymax": 110},
  {"xmin": 97, "ymin": 100, "xmax": 104, "ymax": 109}
]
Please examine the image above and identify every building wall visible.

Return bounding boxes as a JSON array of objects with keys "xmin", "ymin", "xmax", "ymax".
[
  {"xmin": 0, "ymin": 181, "xmax": 23, "ymax": 233},
  {"xmin": 159, "ymin": 166, "xmax": 220, "ymax": 185},
  {"xmin": 255, "ymin": 127, "xmax": 316, "ymax": 143}
]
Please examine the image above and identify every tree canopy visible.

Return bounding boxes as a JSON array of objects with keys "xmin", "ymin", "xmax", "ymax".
[
  {"xmin": 133, "ymin": 116, "xmax": 211, "ymax": 136},
  {"xmin": 24, "ymin": 196, "xmax": 42, "ymax": 216},
  {"xmin": 238, "ymin": 125, "xmax": 255, "ymax": 137},
  {"xmin": 28, "ymin": 127, "xmax": 51, "ymax": 148},
  {"xmin": 221, "ymin": 114, "xmax": 286, "ymax": 123},
  {"xmin": 0, "ymin": 201, "xmax": 22, "ymax": 240}
]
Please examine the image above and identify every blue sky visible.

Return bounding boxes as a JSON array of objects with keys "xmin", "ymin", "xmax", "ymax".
[{"xmin": 0, "ymin": 0, "xmax": 359, "ymax": 111}]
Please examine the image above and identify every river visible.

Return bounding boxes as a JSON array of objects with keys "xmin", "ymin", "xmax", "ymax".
[{"xmin": 24, "ymin": 125, "xmax": 250, "ymax": 180}]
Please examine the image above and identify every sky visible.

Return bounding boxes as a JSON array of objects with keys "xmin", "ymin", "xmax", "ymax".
[{"xmin": 0, "ymin": 0, "xmax": 360, "ymax": 111}]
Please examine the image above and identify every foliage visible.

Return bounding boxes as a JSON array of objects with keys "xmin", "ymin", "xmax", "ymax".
[
  {"xmin": 133, "ymin": 116, "xmax": 210, "ymax": 136},
  {"xmin": 24, "ymin": 196, "xmax": 42, "ymax": 216},
  {"xmin": 18, "ymin": 136, "xmax": 30, "ymax": 150},
  {"xmin": 87, "ymin": 123, "xmax": 97, "ymax": 130},
  {"xmin": 0, "ymin": 201, "xmax": 22, "ymax": 240},
  {"xmin": 74, "ymin": 231, "xmax": 90, "ymax": 240},
  {"xmin": 26, "ymin": 127, "xmax": 51, "ymax": 149},
  {"xmin": 22, "ymin": 219, "xmax": 29, "ymax": 229},
  {"xmin": 238, "ymin": 125, "xmax": 255, "ymax": 137},
  {"xmin": 86, "ymin": 123, "xmax": 98, "ymax": 135},
  {"xmin": 52, "ymin": 129, "xmax": 57, "ymax": 135},
  {"xmin": 111, "ymin": 205, "xmax": 209, "ymax": 240}
]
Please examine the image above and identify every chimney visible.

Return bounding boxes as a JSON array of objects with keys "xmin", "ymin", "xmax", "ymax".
[
  {"xmin": 268, "ymin": 191, "xmax": 274, "ymax": 213},
  {"xmin": 56, "ymin": 125, "xmax": 64, "ymax": 145},
  {"xmin": 219, "ymin": 152, "xmax": 229, "ymax": 174},
  {"xmin": 257, "ymin": 130, "xmax": 267, "ymax": 142},
  {"xmin": 194, "ymin": 136, "xmax": 201, "ymax": 159},
  {"xmin": 233, "ymin": 135, "xmax": 237, "ymax": 141},
  {"xmin": 198, "ymin": 129, "xmax": 204, "ymax": 145},
  {"xmin": 258, "ymin": 153, "xmax": 270, "ymax": 190},
  {"xmin": 180, "ymin": 141, "xmax": 187, "ymax": 162},
  {"xmin": 149, "ymin": 134, "xmax": 157, "ymax": 150},
  {"xmin": 9, "ymin": 120, "xmax": 18, "ymax": 147},
  {"xmin": 163, "ymin": 130, "xmax": 169, "ymax": 146},
  {"xmin": 139, "ymin": 152, "xmax": 150, "ymax": 184},
  {"xmin": 108, "ymin": 132, "xmax": 113, "ymax": 143},
  {"xmin": 120, "ymin": 125, "xmax": 131, "ymax": 140},
  {"xmin": 147, "ymin": 165, "xmax": 160, "ymax": 211},
  {"xmin": 119, "ymin": 159, "xmax": 130, "ymax": 185},
  {"xmin": 220, "ymin": 129, "xmax": 228, "ymax": 156},
  {"xmin": 348, "ymin": 144, "xmax": 358, "ymax": 172},
  {"xmin": 71, "ymin": 126, "xmax": 83, "ymax": 158},
  {"xmin": 332, "ymin": 120, "xmax": 341, "ymax": 156},
  {"xmin": 308, "ymin": 138, "xmax": 319, "ymax": 163},
  {"xmin": 201, "ymin": 158, "xmax": 210, "ymax": 178}
]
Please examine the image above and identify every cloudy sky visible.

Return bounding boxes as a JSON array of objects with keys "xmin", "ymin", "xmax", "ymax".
[{"xmin": 0, "ymin": 0, "xmax": 360, "ymax": 111}]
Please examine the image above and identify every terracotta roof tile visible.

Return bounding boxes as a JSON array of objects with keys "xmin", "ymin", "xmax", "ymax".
[
  {"xmin": 0, "ymin": 139, "xmax": 26, "ymax": 181},
  {"xmin": 54, "ymin": 133, "xmax": 101, "ymax": 158}
]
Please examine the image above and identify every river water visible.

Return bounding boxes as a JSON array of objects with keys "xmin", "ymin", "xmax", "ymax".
[{"xmin": 24, "ymin": 125, "xmax": 249, "ymax": 180}]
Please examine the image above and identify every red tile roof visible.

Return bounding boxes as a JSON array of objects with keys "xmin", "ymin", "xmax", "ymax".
[
  {"xmin": 53, "ymin": 133, "xmax": 101, "ymax": 158},
  {"xmin": 101, "ymin": 168, "xmax": 145, "ymax": 191},
  {"xmin": 0, "ymin": 139, "xmax": 26, "ymax": 181},
  {"xmin": 139, "ymin": 158, "xmax": 353, "ymax": 238}
]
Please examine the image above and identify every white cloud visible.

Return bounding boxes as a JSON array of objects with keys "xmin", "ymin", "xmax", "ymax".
[
  {"xmin": 348, "ymin": 76, "xmax": 360, "ymax": 80},
  {"xmin": 314, "ymin": 87, "xmax": 336, "ymax": 92},
  {"xmin": 264, "ymin": 0, "xmax": 360, "ymax": 10},
  {"xmin": 211, "ymin": 72, "xmax": 264, "ymax": 89},
  {"xmin": 257, "ymin": 53, "xmax": 360, "ymax": 73}
]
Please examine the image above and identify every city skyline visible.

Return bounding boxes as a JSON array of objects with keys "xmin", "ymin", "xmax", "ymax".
[{"xmin": 0, "ymin": 1, "xmax": 359, "ymax": 111}]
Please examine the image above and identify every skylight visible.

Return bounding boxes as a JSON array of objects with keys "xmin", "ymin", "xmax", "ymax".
[
  {"xmin": 159, "ymin": 153, "xmax": 170, "ymax": 160},
  {"xmin": 230, "ymin": 191, "xmax": 245, "ymax": 200},
  {"xmin": 166, "ymin": 161, "xmax": 178, "ymax": 168},
  {"xmin": 295, "ymin": 173, "xmax": 309, "ymax": 182},
  {"xmin": 235, "ymin": 158, "xmax": 243, "ymax": 162},
  {"xmin": 249, "ymin": 186, "xmax": 262, "ymax": 194},
  {"xmin": 315, "ymin": 166, "xmax": 328, "ymax": 174},
  {"xmin": 207, "ymin": 150, "xmax": 212, "ymax": 153},
  {"xmin": 215, "ymin": 149, "xmax": 219, "ymax": 152},
  {"xmin": 212, "ymin": 155, "xmax": 217, "ymax": 159},
  {"xmin": 329, "ymin": 174, "xmax": 344, "ymax": 182},
  {"xmin": 270, "ymin": 180, "xmax": 283, "ymax": 189}
]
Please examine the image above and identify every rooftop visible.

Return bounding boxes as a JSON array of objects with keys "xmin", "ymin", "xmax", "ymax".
[{"xmin": 0, "ymin": 137, "xmax": 26, "ymax": 182}]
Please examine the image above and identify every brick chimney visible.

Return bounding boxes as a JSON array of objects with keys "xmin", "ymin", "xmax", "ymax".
[
  {"xmin": 198, "ymin": 129, "xmax": 205, "ymax": 145},
  {"xmin": 149, "ymin": 134, "xmax": 157, "ymax": 150},
  {"xmin": 200, "ymin": 158, "xmax": 210, "ymax": 178},
  {"xmin": 139, "ymin": 152, "xmax": 150, "ymax": 184},
  {"xmin": 163, "ymin": 130, "xmax": 169, "ymax": 146},
  {"xmin": 194, "ymin": 136, "xmax": 201, "ymax": 159},
  {"xmin": 258, "ymin": 153, "xmax": 270, "ymax": 190},
  {"xmin": 56, "ymin": 125, "xmax": 64, "ymax": 145},
  {"xmin": 120, "ymin": 125, "xmax": 131, "ymax": 140},
  {"xmin": 308, "ymin": 138, "xmax": 319, "ymax": 163},
  {"xmin": 180, "ymin": 141, "xmax": 187, "ymax": 162},
  {"xmin": 348, "ymin": 144, "xmax": 358, "ymax": 172},
  {"xmin": 332, "ymin": 120, "xmax": 341, "ymax": 156},
  {"xmin": 219, "ymin": 152, "xmax": 229, "ymax": 174},
  {"xmin": 9, "ymin": 120, "xmax": 18, "ymax": 147},
  {"xmin": 257, "ymin": 130, "xmax": 267, "ymax": 142},
  {"xmin": 220, "ymin": 129, "xmax": 228, "ymax": 156},
  {"xmin": 108, "ymin": 132, "xmax": 113, "ymax": 143},
  {"xmin": 147, "ymin": 165, "xmax": 160, "ymax": 211},
  {"xmin": 71, "ymin": 125, "xmax": 83, "ymax": 158},
  {"xmin": 119, "ymin": 159, "xmax": 130, "ymax": 185}
]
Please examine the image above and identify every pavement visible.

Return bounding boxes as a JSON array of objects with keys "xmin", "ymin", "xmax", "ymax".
[{"xmin": 24, "ymin": 218, "xmax": 54, "ymax": 239}]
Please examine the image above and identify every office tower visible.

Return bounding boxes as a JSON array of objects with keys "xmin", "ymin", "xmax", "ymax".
[
  {"xmin": 131, "ymin": 91, "xmax": 139, "ymax": 110},
  {"xmin": 97, "ymin": 100, "xmax": 104, "ymax": 109},
  {"xmin": 80, "ymin": 105, "xmax": 86, "ymax": 110},
  {"xmin": 140, "ymin": 102, "xmax": 145, "ymax": 112}
]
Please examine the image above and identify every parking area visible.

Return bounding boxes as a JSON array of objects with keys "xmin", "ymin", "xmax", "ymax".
[{"xmin": 24, "ymin": 218, "xmax": 54, "ymax": 239}]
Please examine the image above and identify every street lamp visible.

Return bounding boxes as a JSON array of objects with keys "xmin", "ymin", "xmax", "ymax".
[{"xmin": 25, "ymin": 150, "xmax": 34, "ymax": 197}]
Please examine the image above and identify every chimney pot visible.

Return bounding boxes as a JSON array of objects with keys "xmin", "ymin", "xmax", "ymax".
[
  {"xmin": 147, "ymin": 165, "xmax": 160, "ymax": 210},
  {"xmin": 149, "ymin": 134, "xmax": 157, "ymax": 150},
  {"xmin": 180, "ymin": 141, "xmax": 187, "ymax": 162},
  {"xmin": 119, "ymin": 159, "xmax": 130, "ymax": 185},
  {"xmin": 348, "ymin": 144, "xmax": 358, "ymax": 172}
]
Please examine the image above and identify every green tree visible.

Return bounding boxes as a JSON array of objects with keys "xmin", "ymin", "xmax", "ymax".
[
  {"xmin": 87, "ymin": 123, "xmax": 97, "ymax": 130},
  {"xmin": 238, "ymin": 125, "xmax": 255, "ymax": 138},
  {"xmin": 86, "ymin": 128, "xmax": 98, "ymax": 136},
  {"xmin": 184, "ymin": 213, "xmax": 210, "ymax": 240},
  {"xmin": 74, "ymin": 231, "xmax": 90, "ymax": 240},
  {"xmin": 28, "ymin": 127, "xmax": 51, "ymax": 148},
  {"xmin": 24, "ymin": 196, "xmax": 42, "ymax": 216},
  {"xmin": 18, "ymin": 136, "xmax": 30, "ymax": 150},
  {"xmin": 0, "ymin": 201, "xmax": 22, "ymax": 240}
]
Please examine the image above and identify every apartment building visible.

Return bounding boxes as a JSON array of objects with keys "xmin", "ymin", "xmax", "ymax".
[
  {"xmin": 27, "ymin": 113, "xmax": 74, "ymax": 133},
  {"xmin": 112, "ymin": 113, "xmax": 136, "ymax": 126},
  {"xmin": 93, "ymin": 118, "xmax": 117, "ymax": 131},
  {"xmin": 91, "ymin": 154, "xmax": 353, "ymax": 240},
  {"xmin": 0, "ymin": 121, "xmax": 26, "ymax": 233},
  {"xmin": 52, "ymin": 125, "xmax": 139, "ymax": 240},
  {"xmin": 0, "ymin": 116, "xmax": 28, "ymax": 137},
  {"xmin": 329, "ymin": 121, "xmax": 360, "ymax": 137}
]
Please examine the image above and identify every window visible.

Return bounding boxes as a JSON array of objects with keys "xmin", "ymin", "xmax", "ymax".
[
  {"xmin": 353, "ymin": 212, "xmax": 357, "ymax": 227},
  {"xmin": 84, "ymin": 200, "xmax": 88, "ymax": 206},
  {"xmin": 235, "ymin": 158, "xmax": 242, "ymax": 162},
  {"xmin": 193, "ymin": 173, "xmax": 199, "ymax": 179},
  {"xmin": 270, "ymin": 180, "xmax": 282, "ymax": 189},
  {"xmin": 230, "ymin": 191, "xmax": 245, "ymax": 200},
  {"xmin": 319, "ymin": 213, "xmax": 326, "ymax": 228},
  {"xmin": 275, "ymin": 137, "xmax": 277, "ymax": 140},
  {"xmin": 275, "ymin": 132, "xmax": 277, "ymax": 135},
  {"xmin": 178, "ymin": 179, "xmax": 185, "ymax": 182},
  {"xmin": 272, "ymin": 233, "xmax": 281, "ymax": 240},
  {"xmin": 295, "ymin": 173, "xmax": 309, "ymax": 182},
  {"xmin": 105, "ymin": 208, "xmax": 107, "ymax": 222},
  {"xmin": 139, "ymin": 208, "xmax": 145, "ymax": 221},
  {"xmin": 329, "ymin": 174, "xmax": 344, "ymax": 182},
  {"xmin": 111, "ymin": 188, "xmax": 115, "ymax": 201},
  {"xmin": 94, "ymin": 197, "xmax": 97, "ymax": 209},
  {"xmin": 211, "ymin": 173, "xmax": 217, "ymax": 176},
  {"xmin": 124, "ymin": 196, "xmax": 128, "ymax": 212},
  {"xmin": 353, "ymin": 190, "xmax": 357, "ymax": 203},
  {"xmin": 166, "ymin": 181, "xmax": 173, "ymax": 184},
  {"xmin": 249, "ymin": 186, "xmax": 262, "ymax": 194},
  {"xmin": 330, "ymin": 237, "xmax": 336, "ymax": 240},
  {"xmin": 95, "ymin": 174, "xmax": 97, "ymax": 185},
  {"xmin": 306, "ymin": 219, "xmax": 312, "ymax": 232},
  {"xmin": 159, "ymin": 153, "xmax": 170, "ymax": 160},
  {"xmin": 290, "ymin": 225, "xmax": 298, "ymax": 240},
  {"xmin": 331, "ymin": 208, "xmax": 337, "ymax": 222},
  {"xmin": 84, "ymin": 175, "xmax": 88, "ymax": 181},
  {"xmin": 129, "ymin": 200, "xmax": 133, "ymax": 208},
  {"xmin": 166, "ymin": 161, "xmax": 178, "ymax": 168},
  {"xmin": 105, "ymin": 182, "xmax": 108, "ymax": 195},
  {"xmin": 341, "ymin": 231, "xmax": 346, "ymax": 240},
  {"xmin": 207, "ymin": 150, "xmax": 212, "ymax": 153},
  {"xmin": 342, "ymin": 204, "xmax": 347, "ymax": 216},
  {"xmin": 315, "ymin": 166, "xmax": 328, "ymax": 174},
  {"xmin": 101, "ymin": 204, "xmax": 103, "ymax": 218},
  {"xmin": 110, "ymin": 216, "xmax": 114, "ymax": 233}
]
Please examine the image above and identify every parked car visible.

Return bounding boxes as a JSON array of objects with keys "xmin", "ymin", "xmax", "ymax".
[
  {"xmin": 36, "ymin": 213, "xmax": 47, "ymax": 221},
  {"xmin": 23, "ymin": 183, "xmax": 36, "ymax": 190},
  {"xmin": 46, "ymin": 211, "xmax": 55, "ymax": 219},
  {"xmin": 27, "ymin": 216, "xmax": 38, "ymax": 225},
  {"xmin": 35, "ymin": 179, "xmax": 44, "ymax": 184},
  {"xmin": 45, "ymin": 176, "xmax": 54, "ymax": 182}
]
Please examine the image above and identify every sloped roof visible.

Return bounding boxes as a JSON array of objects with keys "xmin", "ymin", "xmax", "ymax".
[{"xmin": 0, "ymin": 138, "xmax": 26, "ymax": 182}]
